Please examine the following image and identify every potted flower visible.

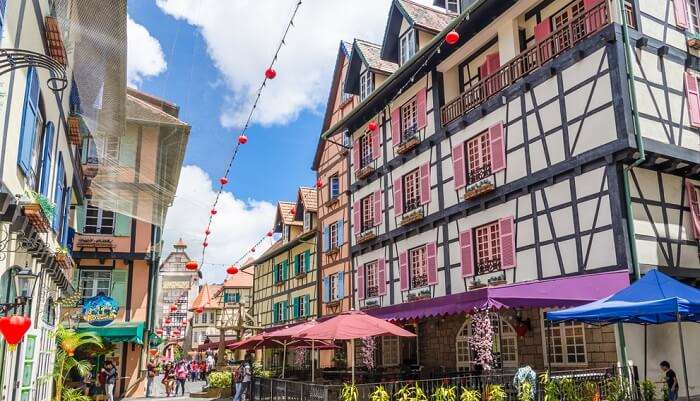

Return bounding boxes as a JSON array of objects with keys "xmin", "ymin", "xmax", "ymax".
[
  {"xmin": 22, "ymin": 191, "xmax": 56, "ymax": 232},
  {"xmin": 464, "ymin": 177, "xmax": 495, "ymax": 200},
  {"xmin": 468, "ymin": 279, "xmax": 486, "ymax": 291}
]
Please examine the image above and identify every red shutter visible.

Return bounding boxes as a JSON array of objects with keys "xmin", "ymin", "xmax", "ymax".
[
  {"xmin": 685, "ymin": 182, "xmax": 700, "ymax": 239},
  {"xmin": 426, "ymin": 242, "xmax": 438, "ymax": 285},
  {"xmin": 534, "ymin": 20, "xmax": 551, "ymax": 43},
  {"xmin": 420, "ymin": 162, "xmax": 431, "ymax": 205},
  {"xmin": 489, "ymin": 122, "xmax": 506, "ymax": 173},
  {"xmin": 499, "ymin": 217, "xmax": 516, "ymax": 269},
  {"xmin": 416, "ymin": 88, "xmax": 427, "ymax": 130},
  {"xmin": 377, "ymin": 259, "xmax": 387, "ymax": 295},
  {"xmin": 486, "ymin": 52, "xmax": 500, "ymax": 73},
  {"xmin": 684, "ymin": 72, "xmax": 700, "ymax": 128},
  {"xmin": 479, "ymin": 60, "xmax": 489, "ymax": 80},
  {"xmin": 674, "ymin": 0, "xmax": 689, "ymax": 29},
  {"xmin": 357, "ymin": 264, "xmax": 366, "ymax": 300},
  {"xmin": 393, "ymin": 177, "xmax": 403, "ymax": 216},
  {"xmin": 373, "ymin": 190, "xmax": 382, "ymax": 227},
  {"xmin": 353, "ymin": 200, "xmax": 361, "ymax": 234},
  {"xmin": 353, "ymin": 139, "xmax": 360, "ymax": 172},
  {"xmin": 371, "ymin": 129, "xmax": 381, "ymax": 160},
  {"xmin": 399, "ymin": 251, "xmax": 409, "ymax": 291},
  {"xmin": 459, "ymin": 230, "xmax": 474, "ymax": 278},
  {"xmin": 453, "ymin": 143, "xmax": 466, "ymax": 190},
  {"xmin": 391, "ymin": 108, "xmax": 401, "ymax": 145}
]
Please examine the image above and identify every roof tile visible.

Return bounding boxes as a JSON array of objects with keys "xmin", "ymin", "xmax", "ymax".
[
  {"xmin": 355, "ymin": 39, "xmax": 398, "ymax": 75},
  {"xmin": 399, "ymin": 0, "xmax": 455, "ymax": 33}
]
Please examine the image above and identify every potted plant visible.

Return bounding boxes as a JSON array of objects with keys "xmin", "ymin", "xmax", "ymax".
[
  {"xmin": 433, "ymin": 385, "xmax": 457, "ymax": 401},
  {"xmin": 22, "ymin": 191, "xmax": 56, "ymax": 232},
  {"xmin": 641, "ymin": 380, "xmax": 656, "ymax": 401},
  {"xmin": 397, "ymin": 383, "xmax": 428, "ymax": 401},
  {"xmin": 460, "ymin": 388, "xmax": 481, "ymax": 401},
  {"xmin": 468, "ymin": 279, "xmax": 486, "ymax": 291},
  {"xmin": 486, "ymin": 385, "xmax": 506, "ymax": 401},
  {"xmin": 52, "ymin": 325, "xmax": 103, "ymax": 401},
  {"xmin": 464, "ymin": 177, "xmax": 495, "ymax": 200},
  {"xmin": 370, "ymin": 385, "xmax": 390, "ymax": 401},
  {"xmin": 341, "ymin": 383, "xmax": 359, "ymax": 401},
  {"xmin": 539, "ymin": 372, "xmax": 561, "ymax": 401},
  {"xmin": 487, "ymin": 273, "xmax": 507, "ymax": 286}
]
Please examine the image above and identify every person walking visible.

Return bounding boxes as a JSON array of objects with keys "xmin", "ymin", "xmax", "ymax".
[
  {"xmin": 101, "ymin": 361, "xmax": 118, "ymax": 401},
  {"xmin": 175, "ymin": 361, "xmax": 189, "ymax": 396},
  {"xmin": 660, "ymin": 361, "xmax": 679, "ymax": 401},
  {"xmin": 232, "ymin": 356, "xmax": 252, "ymax": 401},
  {"xmin": 146, "ymin": 358, "xmax": 158, "ymax": 397},
  {"xmin": 162, "ymin": 362, "xmax": 175, "ymax": 397}
]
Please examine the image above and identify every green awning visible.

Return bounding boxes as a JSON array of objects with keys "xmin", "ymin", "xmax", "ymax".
[{"xmin": 77, "ymin": 321, "xmax": 145, "ymax": 344}]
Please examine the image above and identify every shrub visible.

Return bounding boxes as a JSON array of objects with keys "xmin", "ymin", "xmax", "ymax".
[{"xmin": 207, "ymin": 371, "xmax": 232, "ymax": 388}]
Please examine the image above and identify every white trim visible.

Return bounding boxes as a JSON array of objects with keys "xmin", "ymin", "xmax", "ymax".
[{"xmin": 540, "ymin": 309, "xmax": 588, "ymax": 367}]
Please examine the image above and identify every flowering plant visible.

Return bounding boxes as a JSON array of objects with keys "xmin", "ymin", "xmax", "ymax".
[
  {"xmin": 361, "ymin": 336, "xmax": 376, "ymax": 370},
  {"xmin": 294, "ymin": 347, "xmax": 307, "ymax": 367},
  {"xmin": 468, "ymin": 310, "xmax": 493, "ymax": 370}
]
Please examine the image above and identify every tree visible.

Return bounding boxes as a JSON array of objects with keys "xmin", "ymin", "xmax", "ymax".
[{"xmin": 52, "ymin": 325, "xmax": 103, "ymax": 401}]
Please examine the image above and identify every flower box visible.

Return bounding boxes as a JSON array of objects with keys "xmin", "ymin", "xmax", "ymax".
[
  {"xmin": 325, "ymin": 246, "xmax": 340, "ymax": 256},
  {"xmin": 488, "ymin": 279, "xmax": 507, "ymax": 287},
  {"xmin": 400, "ymin": 208, "xmax": 424, "ymax": 226},
  {"xmin": 361, "ymin": 298, "xmax": 380, "ymax": 309},
  {"xmin": 67, "ymin": 116, "xmax": 82, "ymax": 146},
  {"xmin": 464, "ymin": 177, "xmax": 495, "ymax": 200},
  {"xmin": 325, "ymin": 197, "xmax": 340, "ymax": 208},
  {"xmin": 355, "ymin": 165, "xmax": 374, "ymax": 180},
  {"xmin": 688, "ymin": 33, "xmax": 700, "ymax": 49},
  {"xmin": 396, "ymin": 136, "xmax": 420, "ymax": 155},
  {"xmin": 356, "ymin": 229, "xmax": 376, "ymax": 244},
  {"xmin": 21, "ymin": 192, "xmax": 56, "ymax": 233},
  {"xmin": 407, "ymin": 288, "xmax": 431, "ymax": 302},
  {"xmin": 468, "ymin": 281, "xmax": 486, "ymax": 291}
]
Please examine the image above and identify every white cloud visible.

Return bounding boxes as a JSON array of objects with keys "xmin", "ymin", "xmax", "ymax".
[
  {"xmin": 127, "ymin": 16, "xmax": 168, "ymax": 87},
  {"xmin": 161, "ymin": 165, "xmax": 277, "ymax": 284},
  {"xmin": 155, "ymin": 0, "xmax": 434, "ymax": 127}
]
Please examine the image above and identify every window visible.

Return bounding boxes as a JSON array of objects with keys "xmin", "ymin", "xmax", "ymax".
[
  {"xmin": 274, "ymin": 263, "xmax": 285, "ymax": 283},
  {"xmin": 551, "ymin": 0, "xmax": 584, "ymax": 30},
  {"xmin": 100, "ymin": 135, "xmax": 120, "ymax": 162},
  {"xmin": 382, "ymin": 337, "xmax": 400, "ymax": 366},
  {"xmin": 329, "ymin": 222, "xmax": 339, "ymax": 249},
  {"xmin": 341, "ymin": 82, "xmax": 353, "ymax": 103},
  {"xmin": 623, "ymin": 0, "xmax": 637, "ymax": 29},
  {"xmin": 360, "ymin": 71, "xmax": 373, "ymax": 101},
  {"xmin": 359, "ymin": 134, "xmax": 373, "ymax": 168},
  {"xmin": 80, "ymin": 270, "xmax": 111, "ymax": 299},
  {"xmin": 474, "ymin": 222, "xmax": 501, "ymax": 275},
  {"xmin": 18, "ymin": 67, "xmax": 41, "ymax": 184},
  {"xmin": 360, "ymin": 195, "xmax": 374, "ymax": 232},
  {"xmin": 329, "ymin": 175, "xmax": 340, "ymax": 199},
  {"xmin": 403, "ymin": 168, "xmax": 421, "ymax": 212},
  {"xmin": 456, "ymin": 314, "xmax": 518, "ymax": 370},
  {"xmin": 399, "ymin": 30, "xmax": 416, "ymax": 65},
  {"xmin": 328, "ymin": 274, "xmax": 338, "ymax": 300},
  {"xmin": 274, "ymin": 302, "xmax": 286, "ymax": 322},
  {"xmin": 542, "ymin": 314, "xmax": 587, "ymax": 365},
  {"xmin": 304, "ymin": 212, "xmax": 312, "ymax": 231},
  {"xmin": 446, "ymin": 0, "xmax": 460, "ymax": 13},
  {"xmin": 409, "ymin": 246, "xmax": 428, "ymax": 289},
  {"xmin": 400, "ymin": 97, "xmax": 418, "ymax": 141},
  {"xmin": 284, "ymin": 224, "xmax": 291, "ymax": 242},
  {"xmin": 201, "ymin": 312, "xmax": 207, "ymax": 324},
  {"xmin": 365, "ymin": 261, "xmax": 378, "ymax": 297},
  {"xmin": 0, "ymin": 0, "xmax": 7, "ymax": 33},
  {"xmin": 466, "ymin": 131, "xmax": 492, "ymax": 184},
  {"xmin": 43, "ymin": 298, "xmax": 56, "ymax": 326},
  {"xmin": 689, "ymin": 0, "xmax": 700, "ymax": 32},
  {"xmin": 84, "ymin": 204, "xmax": 115, "ymax": 234},
  {"xmin": 295, "ymin": 253, "xmax": 306, "ymax": 275}
]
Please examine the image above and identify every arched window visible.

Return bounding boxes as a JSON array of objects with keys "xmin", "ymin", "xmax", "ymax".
[{"xmin": 455, "ymin": 313, "xmax": 518, "ymax": 371}]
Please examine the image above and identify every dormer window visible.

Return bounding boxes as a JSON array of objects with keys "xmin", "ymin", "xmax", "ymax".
[
  {"xmin": 446, "ymin": 0, "xmax": 460, "ymax": 13},
  {"xmin": 360, "ymin": 71, "xmax": 373, "ymax": 101},
  {"xmin": 284, "ymin": 224, "xmax": 291, "ymax": 242},
  {"xmin": 304, "ymin": 211, "xmax": 313, "ymax": 231},
  {"xmin": 399, "ymin": 30, "xmax": 416, "ymax": 65}
]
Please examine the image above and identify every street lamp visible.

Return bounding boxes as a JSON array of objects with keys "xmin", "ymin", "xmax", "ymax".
[{"xmin": 0, "ymin": 265, "xmax": 39, "ymax": 313}]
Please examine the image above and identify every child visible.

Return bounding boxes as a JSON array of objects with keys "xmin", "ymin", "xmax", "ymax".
[{"xmin": 660, "ymin": 361, "xmax": 678, "ymax": 401}]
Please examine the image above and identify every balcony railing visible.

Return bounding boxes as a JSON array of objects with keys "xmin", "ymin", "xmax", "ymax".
[
  {"xmin": 476, "ymin": 257, "xmax": 502, "ymax": 276},
  {"xmin": 468, "ymin": 163, "xmax": 492, "ymax": 185},
  {"xmin": 411, "ymin": 273, "xmax": 428, "ymax": 289},
  {"xmin": 441, "ymin": 1, "xmax": 611, "ymax": 126},
  {"xmin": 366, "ymin": 285, "xmax": 379, "ymax": 298}
]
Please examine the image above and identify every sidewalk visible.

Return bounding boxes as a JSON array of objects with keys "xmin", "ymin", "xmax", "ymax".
[{"xmin": 121, "ymin": 379, "xmax": 213, "ymax": 401}]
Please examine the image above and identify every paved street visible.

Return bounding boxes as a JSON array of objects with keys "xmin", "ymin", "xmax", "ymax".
[{"xmin": 123, "ymin": 379, "xmax": 213, "ymax": 401}]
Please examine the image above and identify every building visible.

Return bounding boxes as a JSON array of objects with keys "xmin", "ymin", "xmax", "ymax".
[
  {"xmin": 316, "ymin": 0, "xmax": 699, "ymax": 389},
  {"xmin": 190, "ymin": 284, "xmax": 223, "ymax": 350},
  {"xmin": 157, "ymin": 238, "xmax": 200, "ymax": 355},
  {"xmin": 69, "ymin": 88, "xmax": 189, "ymax": 397}
]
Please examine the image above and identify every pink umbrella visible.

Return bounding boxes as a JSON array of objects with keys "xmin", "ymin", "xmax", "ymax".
[{"xmin": 263, "ymin": 320, "xmax": 320, "ymax": 379}]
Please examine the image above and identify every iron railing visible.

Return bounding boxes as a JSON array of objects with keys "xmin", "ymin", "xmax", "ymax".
[{"xmin": 468, "ymin": 164, "xmax": 492, "ymax": 185}]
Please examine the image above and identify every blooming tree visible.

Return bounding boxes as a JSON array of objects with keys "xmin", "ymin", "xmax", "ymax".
[
  {"xmin": 294, "ymin": 347, "xmax": 308, "ymax": 367},
  {"xmin": 361, "ymin": 336, "xmax": 376, "ymax": 370},
  {"xmin": 469, "ymin": 310, "xmax": 494, "ymax": 370}
]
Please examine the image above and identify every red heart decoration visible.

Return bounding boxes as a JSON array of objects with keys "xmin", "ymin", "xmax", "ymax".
[{"xmin": 0, "ymin": 315, "xmax": 31, "ymax": 350}]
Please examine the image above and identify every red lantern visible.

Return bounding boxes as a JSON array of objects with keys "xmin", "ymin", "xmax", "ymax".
[
  {"xmin": 164, "ymin": 318, "xmax": 172, "ymax": 324},
  {"xmin": 238, "ymin": 134, "xmax": 248, "ymax": 145},
  {"xmin": 227, "ymin": 266, "xmax": 239, "ymax": 275},
  {"xmin": 266, "ymin": 231, "xmax": 273, "ymax": 237},
  {"xmin": 445, "ymin": 30, "xmax": 460, "ymax": 45},
  {"xmin": 205, "ymin": 229, "xmax": 211, "ymax": 235},
  {"xmin": 315, "ymin": 179, "xmax": 324, "ymax": 189},
  {"xmin": 251, "ymin": 247, "xmax": 256, "ymax": 253},
  {"xmin": 290, "ymin": 206, "xmax": 296, "ymax": 215},
  {"xmin": 219, "ymin": 177, "xmax": 229, "ymax": 185},
  {"xmin": 172, "ymin": 329, "xmax": 180, "ymax": 335},
  {"xmin": 203, "ymin": 242, "xmax": 209, "ymax": 248},
  {"xmin": 149, "ymin": 349, "xmax": 158, "ymax": 357},
  {"xmin": 170, "ymin": 305, "xmax": 177, "ymax": 312},
  {"xmin": 367, "ymin": 121, "xmax": 378, "ymax": 131},
  {"xmin": 195, "ymin": 307, "xmax": 204, "ymax": 314},
  {"xmin": 185, "ymin": 260, "xmax": 199, "ymax": 271},
  {"xmin": 265, "ymin": 68, "xmax": 277, "ymax": 79},
  {"xmin": 210, "ymin": 208, "xmax": 217, "ymax": 215},
  {"xmin": 0, "ymin": 316, "xmax": 31, "ymax": 350},
  {"xmin": 156, "ymin": 329, "xmax": 163, "ymax": 335}
]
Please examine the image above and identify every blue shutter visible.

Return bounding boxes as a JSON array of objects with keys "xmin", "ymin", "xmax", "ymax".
[
  {"xmin": 0, "ymin": 0, "xmax": 7, "ymax": 32},
  {"xmin": 337, "ymin": 271, "xmax": 345, "ymax": 299},
  {"xmin": 282, "ymin": 260, "xmax": 289, "ymax": 280},
  {"xmin": 304, "ymin": 250, "xmax": 311, "ymax": 273},
  {"xmin": 272, "ymin": 265, "xmax": 278, "ymax": 284},
  {"xmin": 39, "ymin": 122, "xmax": 54, "ymax": 196},
  {"xmin": 60, "ymin": 186, "xmax": 71, "ymax": 245},
  {"xmin": 272, "ymin": 303, "xmax": 278, "ymax": 323},
  {"xmin": 282, "ymin": 301, "xmax": 289, "ymax": 321},
  {"xmin": 337, "ymin": 220, "xmax": 344, "ymax": 245},
  {"xmin": 303, "ymin": 295, "xmax": 310, "ymax": 317},
  {"xmin": 52, "ymin": 155, "xmax": 65, "ymax": 230},
  {"xmin": 322, "ymin": 276, "xmax": 330, "ymax": 303},
  {"xmin": 322, "ymin": 226, "xmax": 329, "ymax": 252},
  {"xmin": 292, "ymin": 297, "xmax": 299, "ymax": 319},
  {"xmin": 18, "ymin": 68, "xmax": 39, "ymax": 175}
]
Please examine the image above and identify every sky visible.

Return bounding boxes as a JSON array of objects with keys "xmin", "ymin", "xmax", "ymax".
[{"xmin": 126, "ymin": 0, "xmax": 435, "ymax": 283}]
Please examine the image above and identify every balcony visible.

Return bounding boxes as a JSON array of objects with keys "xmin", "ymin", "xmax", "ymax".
[
  {"xmin": 441, "ymin": 1, "xmax": 611, "ymax": 126},
  {"xmin": 400, "ymin": 200, "xmax": 424, "ymax": 226},
  {"xmin": 366, "ymin": 285, "xmax": 379, "ymax": 298},
  {"xmin": 476, "ymin": 257, "xmax": 502, "ymax": 276},
  {"xmin": 411, "ymin": 273, "xmax": 428, "ymax": 290},
  {"xmin": 356, "ymin": 225, "xmax": 377, "ymax": 244},
  {"xmin": 355, "ymin": 156, "xmax": 376, "ymax": 180},
  {"xmin": 395, "ymin": 126, "xmax": 421, "ymax": 155},
  {"xmin": 464, "ymin": 164, "xmax": 495, "ymax": 200}
]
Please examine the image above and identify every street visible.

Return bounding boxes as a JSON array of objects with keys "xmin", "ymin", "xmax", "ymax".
[{"xmin": 124, "ymin": 378, "xmax": 213, "ymax": 401}]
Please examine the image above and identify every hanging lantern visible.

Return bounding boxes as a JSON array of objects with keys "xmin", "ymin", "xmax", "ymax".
[
  {"xmin": 185, "ymin": 260, "xmax": 199, "ymax": 271},
  {"xmin": 156, "ymin": 329, "xmax": 163, "ymax": 335},
  {"xmin": 195, "ymin": 307, "xmax": 204, "ymax": 314},
  {"xmin": 219, "ymin": 177, "xmax": 229, "ymax": 185},
  {"xmin": 265, "ymin": 68, "xmax": 277, "ymax": 79},
  {"xmin": 251, "ymin": 247, "xmax": 256, "ymax": 253},
  {"xmin": 315, "ymin": 179, "xmax": 324, "ymax": 189},
  {"xmin": 149, "ymin": 349, "xmax": 158, "ymax": 357},
  {"xmin": 202, "ymin": 242, "xmax": 208, "ymax": 248},
  {"xmin": 266, "ymin": 231, "xmax": 273, "ymax": 237},
  {"xmin": 0, "ymin": 316, "xmax": 31, "ymax": 351},
  {"xmin": 445, "ymin": 30, "xmax": 460, "ymax": 45},
  {"xmin": 205, "ymin": 229, "xmax": 211, "ymax": 235},
  {"xmin": 367, "ymin": 121, "xmax": 378, "ymax": 132},
  {"xmin": 164, "ymin": 318, "xmax": 172, "ymax": 324},
  {"xmin": 290, "ymin": 206, "xmax": 296, "ymax": 215},
  {"xmin": 170, "ymin": 305, "xmax": 177, "ymax": 312},
  {"xmin": 227, "ymin": 266, "xmax": 239, "ymax": 275},
  {"xmin": 210, "ymin": 208, "xmax": 217, "ymax": 215},
  {"xmin": 238, "ymin": 134, "xmax": 248, "ymax": 145}
]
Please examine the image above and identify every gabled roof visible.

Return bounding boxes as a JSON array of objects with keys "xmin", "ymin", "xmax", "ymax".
[
  {"xmin": 126, "ymin": 92, "xmax": 190, "ymax": 127},
  {"xmin": 381, "ymin": 0, "xmax": 455, "ymax": 62},
  {"xmin": 297, "ymin": 187, "xmax": 318, "ymax": 212},
  {"xmin": 345, "ymin": 39, "xmax": 398, "ymax": 96},
  {"xmin": 222, "ymin": 269, "xmax": 254, "ymax": 289},
  {"xmin": 191, "ymin": 284, "xmax": 222, "ymax": 310},
  {"xmin": 274, "ymin": 201, "xmax": 302, "ymax": 232}
]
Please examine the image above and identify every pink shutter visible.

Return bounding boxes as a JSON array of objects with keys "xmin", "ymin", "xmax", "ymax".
[
  {"xmin": 453, "ymin": 143, "xmax": 466, "ymax": 190},
  {"xmin": 420, "ymin": 162, "xmax": 431, "ymax": 205},
  {"xmin": 373, "ymin": 190, "xmax": 382, "ymax": 227},
  {"xmin": 353, "ymin": 200, "xmax": 361, "ymax": 234},
  {"xmin": 486, "ymin": 52, "xmax": 500, "ymax": 75},
  {"xmin": 684, "ymin": 72, "xmax": 700, "ymax": 128},
  {"xmin": 358, "ymin": 264, "xmax": 366, "ymax": 300},
  {"xmin": 391, "ymin": 108, "xmax": 401, "ymax": 145},
  {"xmin": 426, "ymin": 242, "xmax": 438, "ymax": 285},
  {"xmin": 371, "ymin": 129, "xmax": 381, "ymax": 160},
  {"xmin": 674, "ymin": 0, "xmax": 689, "ymax": 29},
  {"xmin": 399, "ymin": 251, "xmax": 409, "ymax": 291},
  {"xmin": 534, "ymin": 20, "xmax": 551, "ymax": 43},
  {"xmin": 416, "ymin": 88, "xmax": 427, "ymax": 130},
  {"xmin": 393, "ymin": 177, "xmax": 403, "ymax": 216},
  {"xmin": 489, "ymin": 122, "xmax": 506, "ymax": 173},
  {"xmin": 353, "ymin": 139, "xmax": 360, "ymax": 172},
  {"xmin": 377, "ymin": 259, "xmax": 386, "ymax": 295},
  {"xmin": 499, "ymin": 217, "xmax": 516, "ymax": 269},
  {"xmin": 685, "ymin": 182, "xmax": 700, "ymax": 239},
  {"xmin": 479, "ymin": 60, "xmax": 489, "ymax": 80},
  {"xmin": 459, "ymin": 230, "xmax": 474, "ymax": 278}
]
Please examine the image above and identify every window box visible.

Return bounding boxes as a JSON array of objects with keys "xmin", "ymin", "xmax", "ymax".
[
  {"xmin": 464, "ymin": 177, "xmax": 495, "ymax": 200},
  {"xmin": 21, "ymin": 192, "xmax": 56, "ymax": 233},
  {"xmin": 396, "ymin": 128, "xmax": 420, "ymax": 155},
  {"xmin": 688, "ymin": 33, "xmax": 700, "ymax": 49},
  {"xmin": 468, "ymin": 280, "xmax": 486, "ymax": 291},
  {"xmin": 54, "ymin": 249, "xmax": 74, "ymax": 269},
  {"xmin": 325, "ymin": 196, "xmax": 340, "ymax": 208},
  {"xmin": 356, "ymin": 164, "xmax": 375, "ymax": 180},
  {"xmin": 400, "ymin": 207, "xmax": 424, "ymax": 226},
  {"xmin": 476, "ymin": 257, "xmax": 502, "ymax": 276},
  {"xmin": 366, "ymin": 285, "xmax": 379, "ymax": 298},
  {"xmin": 407, "ymin": 287, "xmax": 431, "ymax": 302},
  {"xmin": 361, "ymin": 298, "xmax": 380, "ymax": 309},
  {"xmin": 67, "ymin": 116, "xmax": 82, "ymax": 146},
  {"xmin": 294, "ymin": 271, "xmax": 308, "ymax": 279},
  {"xmin": 356, "ymin": 228, "xmax": 376, "ymax": 244},
  {"xmin": 325, "ymin": 299, "xmax": 341, "ymax": 308},
  {"xmin": 325, "ymin": 245, "xmax": 340, "ymax": 256},
  {"xmin": 488, "ymin": 273, "xmax": 507, "ymax": 287}
]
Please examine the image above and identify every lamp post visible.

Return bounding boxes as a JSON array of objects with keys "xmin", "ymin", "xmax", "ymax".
[{"xmin": 0, "ymin": 265, "xmax": 39, "ymax": 313}]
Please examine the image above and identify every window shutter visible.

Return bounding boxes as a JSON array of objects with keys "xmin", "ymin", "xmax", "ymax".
[
  {"xmin": 416, "ymin": 88, "xmax": 427, "ymax": 130},
  {"xmin": 353, "ymin": 201, "xmax": 361, "ymax": 234},
  {"xmin": 114, "ymin": 213, "xmax": 132, "ymax": 237},
  {"xmin": 61, "ymin": 186, "xmax": 71, "ymax": 245},
  {"xmin": 534, "ymin": 19, "xmax": 552, "ymax": 42},
  {"xmin": 292, "ymin": 256, "xmax": 298, "ymax": 276},
  {"xmin": 357, "ymin": 264, "xmax": 365, "ymax": 300},
  {"xmin": 292, "ymin": 297, "xmax": 299, "ymax": 319},
  {"xmin": 399, "ymin": 251, "xmax": 409, "ymax": 291},
  {"xmin": 674, "ymin": 0, "xmax": 689, "ymax": 29},
  {"xmin": 486, "ymin": 53, "xmax": 500, "ymax": 74},
  {"xmin": 39, "ymin": 122, "xmax": 55, "ymax": 196},
  {"xmin": 420, "ymin": 162, "xmax": 431, "ymax": 205},
  {"xmin": 110, "ymin": 269, "xmax": 128, "ymax": 307},
  {"xmin": 282, "ymin": 301, "xmax": 289, "ymax": 321},
  {"xmin": 272, "ymin": 303, "xmax": 279, "ymax": 323},
  {"xmin": 499, "ymin": 217, "xmax": 517, "ymax": 269},
  {"xmin": 118, "ymin": 131, "xmax": 137, "ymax": 168},
  {"xmin": 322, "ymin": 226, "xmax": 329, "ymax": 252},
  {"xmin": 684, "ymin": 72, "xmax": 700, "ymax": 128},
  {"xmin": 337, "ymin": 271, "xmax": 345, "ymax": 299},
  {"xmin": 371, "ymin": 130, "xmax": 380, "ymax": 160},
  {"xmin": 75, "ymin": 205, "xmax": 86, "ymax": 234},
  {"xmin": 52, "ymin": 156, "xmax": 65, "ymax": 230},
  {"xmin": 459, "ymin": 230, "xmax": 474, "ymax": 278},
  {"xmin": 391, "ymin": 108, "xmax": 401, "ymax": 145},
  {"xmin": 304, "ymin": 250, "xmax": 311, "ymax": 273},
  {"xmin": 685, "ymin": 182, "xmax": 700, "ymax": 239},
  {"xmin": 18, "ymin": 68, "xmax": 39, "ymax": 175},
  {"xmin": 452, "ymin": 143, "xmax": 466, "ymax": 190},
  {"xmin": 377, "ymin": 259, "xmax": 386, "ymax": 295},
  {"xmin": 489, "ymin": 122, "xmax": 506, "ymax": 172},
  {"xmin": 282, "ymin": 260, "xmax": 289, "ymax": 280},
  {"xmin": 479, "ymin": 60, "xmax": 489, "ymax": 81},
  {"xmin": 373, "ymin": 190, "xmax": 382, "ymax": 226},
  {"xmin": 337, "ymin": 220, "xmax": 344, "ymax": 245},
  {"xmin": 303, "ymin": 295, "xmax": 310, "ymax": 317},
  {"xmin": 322, "ymin": 275, "xmax": 330, "ymax": 303},
  {"xmin": 353, "ymin": 139, "xmax": 360, "ymax": 172},
  {"xmin": 393, "ymin": 177, "xmax": 403, "ymax": 216},
  {"xmin": 70, "ymin": 269, "xmax": 80, "ymax": 293},
  {"xmin": 272, "ymin": 265, "xmax": 278, "ymax": 284},
  {"xmin": 426, "ymin": 242, "xmax": 438, "ymax": 285}
]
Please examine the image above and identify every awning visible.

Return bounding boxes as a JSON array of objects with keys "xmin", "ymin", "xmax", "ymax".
[
  {"xmin": 368, "ymin": 270, "xmax": 630, "ymax": 321},
  {"xmin": 77, "ymin": 321, "xmax": 145, "ymax": 344}
]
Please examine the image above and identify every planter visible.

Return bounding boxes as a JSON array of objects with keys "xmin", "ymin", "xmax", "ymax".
[
  {"xmin": 55, "ymin": 253, "xmax": 74, "ymax": 269},
  {"xmin": 22, "ymin": 203, "xmax": 52, "ymax": 233},
  {"xmin": 325, "ymin": 197, "xmax": 340, "ymax": 208},
  {"xmin": 325, "ymin": 246, "xmax": 340, "ymax": 256},
  {"xmin": 355, "ymin": 165, "xmax": 374, "ymax": 180},
  {"xmin": 488, "ymin": 279, "xmax": 507, "ymax": 287},
  {"xmin": 688, "ymin": 34, "xmax": 700, "ymax": 49},
  {"xmin": 396, "ymin": 136, "xmax": 420, "ymax": 154},
  {"xmin": 464, "ymin": 178, "xmax": 495, "ymax": 200},
  {"xmin": 469, "ymin": 282, "xmax": 486, "ymax": 291},
  {"xmin": 356, "ymin": 230, "xmax": 376, "ymax": 244},
  {"xmin": 67, "ymin": 116, "xmax": 82, "ymax": 146},
  {"xmin": 400, "ymin": 209, "xmax": 424, "ymax": 226},
  {"xmin": 407, "ymin": 289, "xmax": 431, "ymax": 302},
  {"xmin": 361, "ymin": 298, "xmax": 380, "ymax": 309}
]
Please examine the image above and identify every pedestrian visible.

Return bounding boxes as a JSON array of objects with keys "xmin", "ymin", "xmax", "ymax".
[
  {"xmin": 146, "ymin": 358, "xmax": 158, "ymax": 397},
  {"xmin": 162, "ymin": 362, "xmax": 175, "ymax": 397},
  {"xmin": 660, "ymin": 361, "xmax": 679, "ymax": 401},
  {"xmin": 175, "ymin": 361, "xmax": 189, "ymax": 396},
  {"xmin": 189, "ymin": 360, "xmax": 198, "ymax": 381},
  {"xmin": 199, "ymin": 360, "xmax": 207, "ymax": 381},
  {"xmin": 192, "ymin": 359, "xmax": 201, "ymax": 381},
  {"xmin": 101, "ymin": 361, "xmax": 118, "ymax": 401},
  {"xmin": 233, "ymin": 355, "xmax": 252, "ymax": 401}
]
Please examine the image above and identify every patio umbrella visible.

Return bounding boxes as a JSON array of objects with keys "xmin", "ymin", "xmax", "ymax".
[
  {"xmin": 228, "ymin": 334, "xmax": 265, "ymax": 350},
  {"xmin": 297, "ymin": 310, "xmax": 416, "ymax": 383},
  {"xmin": 263, "ymin": 320, "xmax": 319, "ymax": 379}
]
